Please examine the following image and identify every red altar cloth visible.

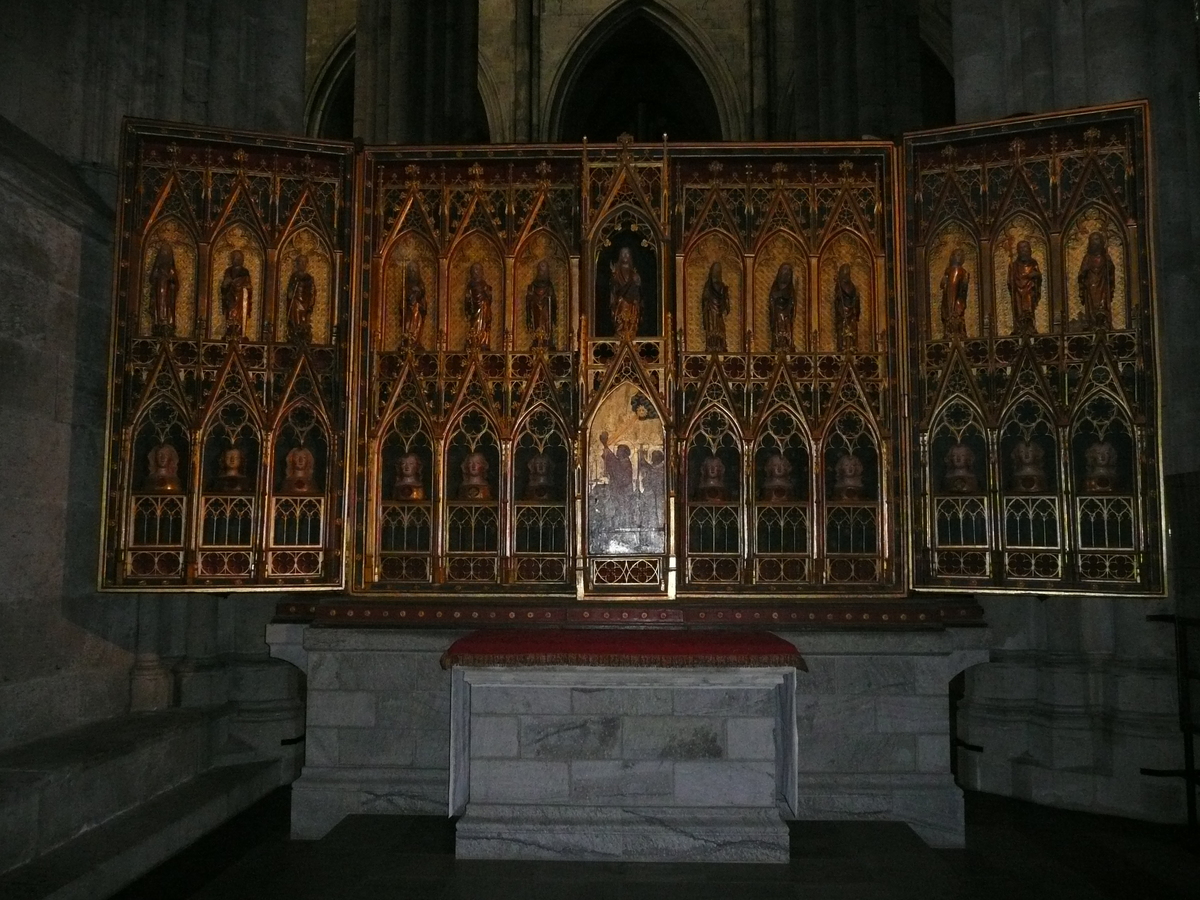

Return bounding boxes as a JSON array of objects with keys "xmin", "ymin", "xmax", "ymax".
[{"xmin": 440, "ymin": 629, "xmax": 805, "ymax": 670}]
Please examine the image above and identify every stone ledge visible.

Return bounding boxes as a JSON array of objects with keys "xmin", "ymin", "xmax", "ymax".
[{"xmin": 455, "ymin": 804, "xmax": 789, "ymax": 862}]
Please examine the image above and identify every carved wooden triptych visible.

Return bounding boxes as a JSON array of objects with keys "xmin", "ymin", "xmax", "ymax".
[{"xmin": 101, "ymin": 104, "xmax": 1164, "ymax": 608}]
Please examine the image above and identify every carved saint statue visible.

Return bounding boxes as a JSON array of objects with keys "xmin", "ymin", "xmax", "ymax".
[
  {"xmin": 695, "ymin": 454, "xmax": 729, "ymax": 502},
  {"xmin": 769, "ymin": 263, "xmax": 795, "ymax": 352},
  {"xmin": 609, "ymin": 246, "xmax": 642, "ymax": 339},
  {"xmin": 701, "ymin": 261, "xmax": 731, "ymax": 353},
  {"xmin": 1078, "ymin": 231, "xmax": 1116, "ymax": 329},
  {"xmin": 459, "ymin": 451, "xmax": 492, "ymax": 500},
  {"xmin": 525, "ymin": 259, "xmax": 558, "ymax": 349},
  {"xmin": 833, "ymin": 263, "xmax": 861, "ymax": 352},
  {"xmin": 525, "ymin": 451, "xmax": 554, "ymax": 500},
  {"xmin": 942, "ymin": 442, "xmax": 979, "ymax": 494},
  {"xmin": 212, "ymin": 447, "xmax": 250, "ymax": 493},
  {"xmin": 219, "ymin": 249, "xmax": 253, "ymax": 339},
  {"xmin": 401, "ymin": 263, "xmax": 427, "ymax": 349},
  {"xmin": 940, "ymin": 249, "xmax": 970, "ymax": 340},
  {"xmin": 464, "ymin": 263, "xmax": 493, "ymax": 350},
  {"xmin": 1008, "ymin": 240, "xmax": 1043, "ymax": 335},
  {"xmin": 760, "ymin": 452, "xmax": 794, "ymax": 502},
  {"xmin": 148, "ymin": 244, "xmax": 178, "ymax": 337},
  {"xmin": 832, "ymin": 451, "xmax": 866, "ymax": 500},
  {"xmin": 285, "ymin": 254, "xmax": 316, "ymax": 342},
  {"xmin": 280, "ymin": 446, "xmax": 320, "ymax": 495},
  {"xmin": 394, "ymin": 452, "xmax": 426, "ymax": 501},
  {"xmin": 144, "ymin": 443, "xmax": 182, "ymax": 493},
  {"xmin": 1083, "ymin": 440, "xmax": 1119, "ymax": 493},
  {"xmin": 1009, "ymin": 440, "xmax": 1049, "ymax": 493}
]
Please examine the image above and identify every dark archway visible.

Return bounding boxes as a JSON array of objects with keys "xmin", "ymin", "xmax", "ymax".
[
  {"xmin": 556, "ymin": 13, "xmax": 722, "ymax": 142},
  {"xmin": 307, "ymin": 33, "xmax": 355, "ymax": 141}
]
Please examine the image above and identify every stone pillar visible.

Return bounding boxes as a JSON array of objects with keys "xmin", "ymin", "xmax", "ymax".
[
  {"xmin": 750, "ymin": 0, "xmax": 772, "ymax": 139},
  {"xmin": 256, "ymin": 0, "xmax": 307, "ymax": 133},
  {"xmin": 174, "ymin": 595, "xmax": 226, "ymax": 707},
  {"xmin": 130, "ymin": 594, "xmax": 174, "ymax": 712}
]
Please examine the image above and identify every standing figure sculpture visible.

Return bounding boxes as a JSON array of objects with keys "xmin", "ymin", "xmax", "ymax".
[
  {"xmin": 1007, "ymin": 240, "xmax": 1043, "ymax": 335},
  {"xmin": 219, "ymin": 249, "xmax": 253, "ymax": 339},
  {"xmin": 525, "ymin": 259, "xmax": 558, "ymax": 349},
  {"xmin": 401, "ymin": 263, "xmax": 427, "ymax": 349},
  {"xmin": 833, "ymin": 263, "xmax": 861, "ymax": 352},
  {"xmin": 464, "ymin": 263, "xmax": 493, "ymax": 350},
  {"xmin": 940, "ymin": 249, "xmax": 970, "ymax": 340},
  {"xmin": 768, "ymin": 263, "xmax": 795, "ymax": 352},
  {"xmin": 285, "ymin": 254, "xmax": 316, "ymax": 342},
  {"xmin": 1078, "ymin": 231, "xmax": 1116, "ymax": 329},
  {"xmin": 701, "ymin": 261, "xmax": 731, "ymax": 352},
  {"xmin": 609, "ymin": 246, "xmax": 642, "ymax": 339},
  {"xmin": 148, "ymin": 244, "xmax": 178, "ymax": 337}
]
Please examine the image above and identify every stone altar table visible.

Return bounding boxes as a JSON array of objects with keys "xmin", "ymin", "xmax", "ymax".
[{"xmin": 444, "ymin": 630, "xmax": 804, "ymax": 862}]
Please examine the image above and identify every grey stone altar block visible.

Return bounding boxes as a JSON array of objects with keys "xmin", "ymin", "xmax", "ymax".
[{"xmin": 449, "ymin": 667, "xmax": 799, "ymax": 862}]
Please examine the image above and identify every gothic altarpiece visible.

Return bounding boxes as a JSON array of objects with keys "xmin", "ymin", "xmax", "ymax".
[{"xmin": 100, "ymin": 105, "xmax": 1165, "ymax": 622}]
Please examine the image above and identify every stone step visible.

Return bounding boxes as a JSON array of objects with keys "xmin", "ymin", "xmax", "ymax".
[
  {"xmin": 0, "ymin": 708, "xmax": 218, "ymax": 873},
  {"xmin": 0, "ymin": 759, "xmax": 281, "ymax": 900}
]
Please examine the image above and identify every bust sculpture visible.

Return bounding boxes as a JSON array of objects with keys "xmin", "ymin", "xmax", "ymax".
[
  {"xmin": 760, "ymin": 452, "xmax": 794, "ymax": 502},
  {"xmin": 1010, "ymin": 440, "xmax": 1049, "ymax": 493},
  {"xmin": 525, "ymin": 451, "xmax": 554, "ymax": 500},
  {"xmin": 280, "ymin": 446, "xmax": 320, "ymax": 495},
  {"xmin": 459, "ymin": 451, "xmax": 492, "ymax": 500},
  {"xmin": 212, "ymin": 447, "xmax": 250, "ymax": 493},
  {"xmin": 144, "ymin": 443, "xmax": 182, "ymax": 493},
  {"xmin": 394, "ymin": 452, "xmax": 426, "ymax": 501},
  {"xmin": 832, "ymin": 452, "xmax": 866, "ymax": 500},
  {"xmin": 696, "ymin": 454, "xmax": 729, "ymax": 502},
  {"xmin": 942, "ymin": 442, "xmax": 979, "ymax": 493},
  {"xmin": 1083, "ymin": 440, "xmax": 1119, "ymax": 493}
]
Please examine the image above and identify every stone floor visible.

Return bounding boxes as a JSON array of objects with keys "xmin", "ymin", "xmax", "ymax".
[{"xmin": 110, "ymin": 788, "xmax": 1199, "ymax": 900}]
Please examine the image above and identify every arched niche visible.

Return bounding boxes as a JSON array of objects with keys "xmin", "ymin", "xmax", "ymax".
[
  {"xmin": 140, "ymin": 217, "xmax": 197, "ymax": 338},
  {"xmin": 201, "ymin": 403, "xmax": 261, "ymax": 496},
  {"xmin": 444, "ymin": 406, "xmax": 502, "ymax": 582},
  {"xmin": 448, "ymin": 232, "xmax": 504, "ymax": 351},
  {"xmin": 377, "ymin": 406, "xmax": 434, "ymax": 583},
  {"xmin": 929, "ymin": 399, "xmax": 988, "ymax": 496},
  {"xmin": 547, "ymin": 2, "xmax": 731, "ymax": 141},
  {"xmin": 592, "ymin": 218, "xmax": 661, "ymax": 339},
  {"xmin": 925, "ymin": 219, "xmax": 980, "ymax": 340},
  {"xmin": 822, "ymin": 408, "xmax": 880, "ymax": 503},
  {"xmin": 991, "ymin": 214, "xmax": 1051, "ymax": 337},
  {"xmin": 514, "ymin": 230, "xmax": 570, "ymax": 351},
  {"xmin": 1063, "ymin": 205, "xmax": 1128, "ymax": 331},
  {"xmin": 752, "ymin": 231, "xmax": 807, "ymax": 353},
  {"xmin": 131, "ymin": 400, "xmax": 191, "ymax": 496},
  {"xmin": 1069, "ymin": 391, "xmax": 1136, "ymax": 496},
  {"xmin": 685, "ymin": 407, "xmax": 741, "ymax": 503},
  {"xmin": 998, "ymin": 395, "xmax": 1058, "ymax": 495},
  {"xmin": 272, "ymin": 403, "xmax": 329, "ymax": 497},
  {"xmin": 275, "ymin": 229, "xmax": 334, "ymax": 344},
  {"xmin": 684, "ymin": 231, "xmax": 743, "ymax": 353},
  {"xmin": 753, "ymin": 406, "xmax": 812, "ymax": 505},
  {"xmin": 818, "ymin": 232, "xmax": 875, "ymax": 354},
  {"xmin": 586, "ymin": 381, "xmax": 666, "ymax": 555},
  {"xmin": 209, "ymin": 224, "xmax": 265, "ymax": 341},
  {"xmin": 383, "ymin": 231, "xmax": 438, "ymax": 352},
  {"xmin": 513, "ymin": 406, "xmax": 571, "ymax": 504}
]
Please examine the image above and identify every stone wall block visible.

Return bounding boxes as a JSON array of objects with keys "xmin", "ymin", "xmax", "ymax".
[
  {"xmin": 876, "ymin": 696, "xmax": 948, "ymax": 734},
  {"xmin": 337, "ymin": 727, "xmax": 415, "ymax": 767},
  {"xmin": 571, "ymin": 687, "xmax": 672, "ymax": 715},
  {"xmin": 305, "ymin": 727, "xmax": 340, "ymax": 766},
  {"xmin": 795, "ymin": 734, "xmax": 917, "ymax": 773},
  {"xmin": 834, "ymin": 656, "xmax": 917, "ymax": 694},
  {"xmin": 470, "ymin": 715, "xmax": 519, "ymax": 758},
  {"xmin": 520, "ymin": 715, "xmax": 620, "ymax": 759},
  {"xmin": 795, "ymin": 694, "xmax": 876, "ymax": 734},
  {"xmin": 673, "ymin": 760, "xmax": 776, "ymax": 806},
  {"xmin": 471, "ymin": 759, "xmax": 570, "ymax": 803},
  {"xmin": 569, "ymin": 760, "xmax": 674, "ymax": 802},
  {"xmin": 917, "ymin": 734, "xmax": 951, "ymax": 773},
  {"xmin": 473, "ymin": 686, "xmax": 571, "ymax": 715},
  {"xmin": 306, "ymin": 690, "xmax": 375, "ymax": 728},
  {"xmin": 672, "ymin": 688, "xmax": 774, "ymax": 716},
  {"xmin": 725, "ymin": 717, "xmax": 775, "ymax": 761},
  {"xmin": 621, "ymin": 716, "xmax": 725, "ymax": 760}
]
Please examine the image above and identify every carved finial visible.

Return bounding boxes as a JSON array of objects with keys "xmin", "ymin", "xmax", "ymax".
[
  {"xmin": 1083, "ymin": 126, "xmax": 1101, "ymax": 146},
  {"xmin": 468, "ymin": 162, "xmax": 485, "ymax": 189},
  {"xmin": 708, "ymin": 160, "xmax": 723, "ymax": 176},
  {"xmin": 232, "ymin": 148, "xmax": 248, "ymax": 168},
  {"xmin": 838, "ymin": 160, "xmax": 853, "ymax": 179},
  {"xmin": 1009, "ymin": 137, "xmax": 1025, "ymax": 160},
  {"xmin": 771, "ymin": 161, "xmax": 787, "ymax": 184}
]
